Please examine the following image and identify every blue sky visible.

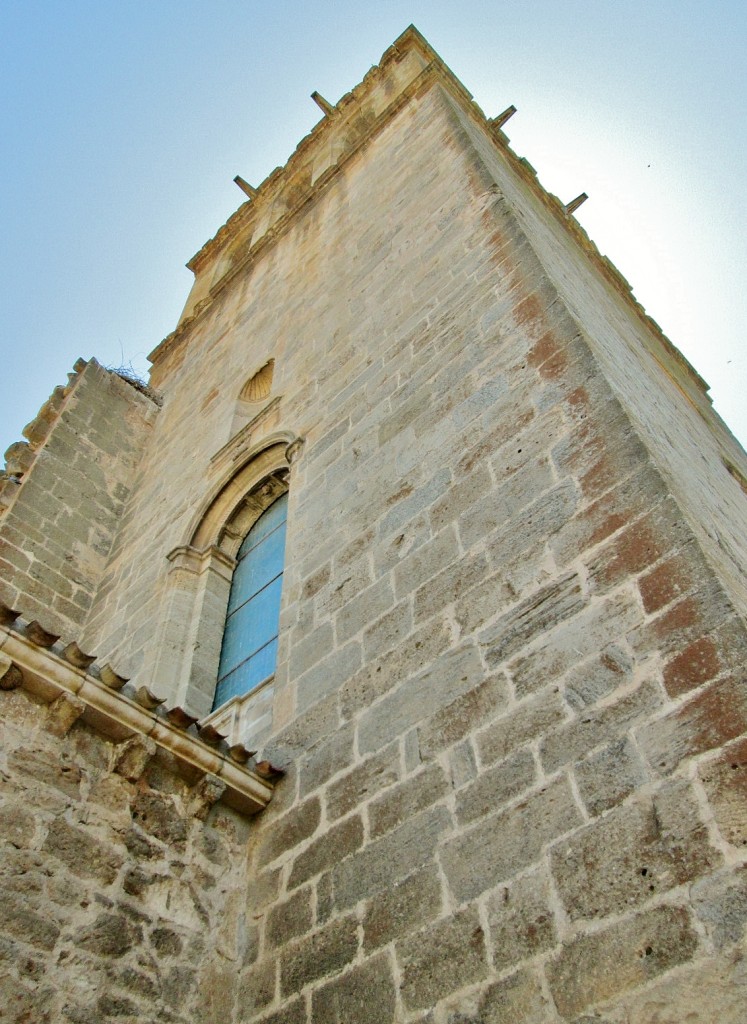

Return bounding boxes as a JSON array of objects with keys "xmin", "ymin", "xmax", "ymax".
[{"xmin": 1, "ymin": 1, "xmax": 745, "ymax": 455}]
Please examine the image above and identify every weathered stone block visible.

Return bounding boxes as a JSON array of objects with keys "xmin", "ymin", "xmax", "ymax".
[
  {"xmin": 418, "ymin": 673, "xmax": 509, "ymax": 759},
  {"xmin": 97, "ymin": 992, "xmax": 140, "ymax": 1018},
  {"xmin": 563, "ymin": 644, "xmax": 634, "ymax": 711},
  {"xmin": 357, "ymin": 643, "xmax": 483, "ymax": 754},
  {"xmin": 315, "ymin": 552, "xmax": 372, "ymax": 614},
  {"xmin": 150, "ymin": 927, "xmax": 183, "ymax": 957},
  {"xmin": 692, "ymin": 866, "xmax": 747, "ymax": 950},
  {"xmin": 326, "ymin": 743, "xmax": 400, "ymax": 820},
  {"xmin": 265, "ymin": 887, "xmax": 314, "ymax": 949},
  {"xmin": 545, "ymin": 904, "xmax": 698, "ymax": 1019},
  {"xmin": 453, "ymin": 566, "xmax": 517, "ymax": 636},
  {"xmin": 335, "ymin": 576, "xmax": 394, "ymax": 644},
  {"xmin": 414, "ymin": 549, "xmax": 491, "ymax": 626},
  {"xmin": 393, "ymin": 525, "xmax": 459, "ymax": 601},
  {"xmin": 541, "ymin": 678, "xmax": 662, "ymax": 774},
  {"xmin": 510, "ymin": 591, "xmax": 640, "ymax": 698},
  {"xmin": 476, "ymin": 686, "xmax": 567, "ymax": 767},
  {"xmin": 8, "ymin": 747, "xmax": 82, "ymax": 799},
  {"xmin": 448, "ymin": 739, "xmax": 478, "ymax": 789},
  {"xmin": 288, "ymin": 814, "xmax": 363, "ymax": 889},
  {"xmin": 441, "ymin": 777, "xmax": 582, "ymax": 903},
  {"xmin": 246, "ymin": 866, "xmax": 282, "ymax": 915},
  {"xmin": 487, "ymin": 480, "xmax": 579, "ymax": 572},
  {"xmin": 661, "ymin": 634, "xmax": 723, "ymax": 698},
  {"xmin": 279, "ymin": 915, "xmax": 358, "ymax": 996},
  {"xmin": 0, "ymin": 802, "xmax": 37, "ymax": 849},
  {"xmin": 444, "ymin": 967, "xmax": 551, "ymax": 1024},
  {"xmin": 76, "ymin": 912, "xmax": 141, "ymax": 956},
  {"xmin": 288, "ymin": 620, "xmax": 334, "ymax": 679},
  {"xmin": 629, "ymin": 582, "xmax": 735, "ymax": 660},
  {"xmin": 585, "ymin": 496, "xmax": 690, "ymax": 594},
  {"xmin": 638, "ymin": 547, "xmax": 699, "ymax": 614},
  {"xmin": 486, "ymin": 866, "xmax": 556, "ymax": 969},
  {"xmin": 603, "ymin": 950, "xmax": 747, "ymax": 1024},
  {"xmin": 362, "ymin": 864, "xmax": 443, "ymax": 952},
  {"xmin": 551, "ymin": 781, "xmax": 719, "ymax": 921},
  {"xmin": 110, "ymin": 735, "xmax": 156, "ymax": 782},
  {"xmin": 42, "ymin": 818, "xmax": 123, "ymax": 884},
  {"xmin": 255, "ymin": 796, "xmax": 321, "ymax": 867},
  {"xmin": 268, "ymin": 692, "xmax": 340, "ymax": 759},
  {"xmin": 131, "ymin": 789, "xmax": 188, "ymax": 848},
  {"xmin": 549, "ymin": 463, "xmax": 666, "ymax": 569},
  {"xmin": 311, "ymin": 952, "xmax": 398, "ymax": 1023},
  {"xmin": 398, "ymin": 906, "xmax": 488, "ymax": 1012},
  {"xmin": 45, "ymin": 691, "xmax": 85, "ymax": 738},
  {"xmin": 333, "ymin": 806, "xmax": 450, "ymax": 911},
  {"xmin": 698, "ymin": 735, "xmax": 747, "ymax": 849},
  {"xmin": 298, "ymin": 722, "xmax": 355, "ymax": 798},
  {"xmin": 372, "ymin": 511, "xmax": 431, "ymax": 581},
  {"xmin": 368, "ymin": 763, "xmax": 448, "ymax": 838},
  {"xmin": 638, "ymin": 676, "xmax": 747, "ymax": 776},
  {"xmin": 574, "ymin": 737, "xmax": 648, "ymax": 817},
  {"xmin": 0, "ymin": 891, "xmax": 60, "ymax": 951},
  {"xmin": 363, "ymin": 585, "xmax": 414, "ymax": 652},
  {"xmin": 340, "ymin": 616, "xmax": 453, "ymax": 721},
  {"xmin": 237, "ymin": 957, "xmax": 276, "ymax": 1017},
  {"xmin": 377, "ymin": 468, "xmax": 451, "ymax": 539},
  {"xmin": 429, "ymin": 465, "xmax": 493, "ymax": 536},
  {"xmin": 551, "ymin": 393, "xmax": 647, "ymax": 503},
  {"xmin": 478, "ymin": 571, "xmax": 586, "ymax": 669},
  {"xmin": 295, "ymin": 640, "xmax": 362, "ymax": 713},
  {"xmin": 459, "ymin": 456, "xmax": 555, "ymax": 552},
  {"xmin": 456, "ymin": 746, "xmax": 536, "ymax": 825}
]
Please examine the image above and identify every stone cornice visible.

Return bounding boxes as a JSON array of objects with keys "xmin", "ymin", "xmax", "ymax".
[{"xmin": 0, "ymin": 614, "xmax": 277, "ymax": 816}]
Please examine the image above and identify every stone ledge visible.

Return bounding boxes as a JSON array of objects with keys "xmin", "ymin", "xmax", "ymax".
[{"xmin": 0, "ymin": 616, "xmax": 277, "ymax": 816}]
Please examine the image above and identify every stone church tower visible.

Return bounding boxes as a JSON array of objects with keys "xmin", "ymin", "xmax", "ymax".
[{"xmin": 1, "ymin": 26, "xmax": 746, "ymax": 1024}]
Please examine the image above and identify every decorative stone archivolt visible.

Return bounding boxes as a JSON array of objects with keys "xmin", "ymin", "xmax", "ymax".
[{"xmin": 189, "ymin": 435, "xmax": 301, "ymax": 552}]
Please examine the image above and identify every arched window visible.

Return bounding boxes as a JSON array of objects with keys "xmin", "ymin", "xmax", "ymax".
[{"xmin": 212, "ymin": 491, "xmax": 288, "ymax": 710}]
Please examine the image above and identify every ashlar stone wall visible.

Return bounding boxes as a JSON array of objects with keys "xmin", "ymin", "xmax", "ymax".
[
  {"xmin": 448, "ymin": 96, "xmax": 747, "ymax": 617},
  {"xmin": 1, "ymin": 28, "xmax": 746, "ymax": 1024},
  {"xmin": 0, "ymin": 360, "xmax": 158, "ymax": 641}
]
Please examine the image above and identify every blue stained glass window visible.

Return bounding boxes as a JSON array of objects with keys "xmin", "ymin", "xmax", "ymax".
[{"xmin": 213, "ymin": 492, "xmax": 288, "ymax": 710}]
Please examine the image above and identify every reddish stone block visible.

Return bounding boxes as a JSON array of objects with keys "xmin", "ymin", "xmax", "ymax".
[
  {"xmin": 630, "ymin": 582, "xmax": 734, "ymax": 659},
  {"xmin": 663, "ymin": 636, "xmax": 722, "ymax": 697},
  {"xmin": 639, "ymin": 551, "xmax": 695, "ymax": 614},
  {"xmin": 526, "ymin": 331, "xmax": 562, "ymax": 369},
  {"xmin": 639, "ymin": 676, "xmax": 747, "ymax": 775}
]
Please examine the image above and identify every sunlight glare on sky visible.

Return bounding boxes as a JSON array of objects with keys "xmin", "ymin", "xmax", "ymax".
[{"xmin": 1, "ymin": 0, "xmax": 745, "ymax": 456}]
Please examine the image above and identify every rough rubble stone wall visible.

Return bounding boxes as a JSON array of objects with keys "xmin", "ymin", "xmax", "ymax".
[
  {"xmin": 0, "ymin": 685, "xmax": 253, "ymax": 1023},
  {"xmin": 0, "ymin": 360, "xmax": 158, "ymax": 641}
]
